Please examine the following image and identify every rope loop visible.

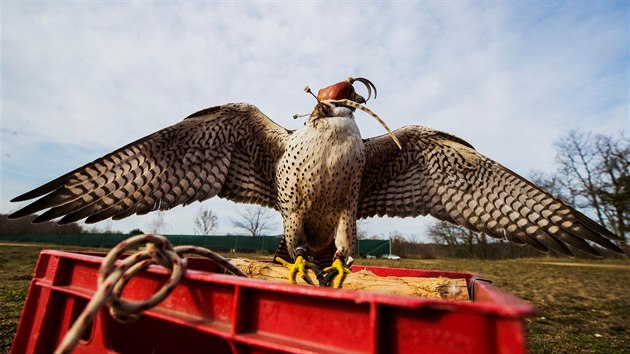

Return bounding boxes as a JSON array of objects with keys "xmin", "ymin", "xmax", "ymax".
[
  {"xmin": 102, "ymin": 234, "xmax": 184, "ymax": 322},
  {"xmin": 55, "ymin": 234, "xmax": 246, "ymax": 354}
]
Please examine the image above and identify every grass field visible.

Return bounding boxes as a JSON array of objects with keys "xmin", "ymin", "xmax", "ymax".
[{"xmin": 1, "ymin": 242, "xmax": 628, "ymax": 353}]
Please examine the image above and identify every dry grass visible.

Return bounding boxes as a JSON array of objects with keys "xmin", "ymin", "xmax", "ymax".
[
  {"xmin": 0, "ymin": 243, "xmax": 114, "ymax": 353},
  {"xmin": 1, "ymin": 242, "xmax": 628, "ymax": 353}
]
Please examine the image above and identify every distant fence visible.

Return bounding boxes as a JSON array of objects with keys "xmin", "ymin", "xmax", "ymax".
[{"xmin": 0, "ymin": 233, "xmax": 390, "ymax": 257}]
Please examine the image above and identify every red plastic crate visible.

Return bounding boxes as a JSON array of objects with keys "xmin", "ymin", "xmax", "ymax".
[{"xmin": 11, "ymin": 250, "xmax": 534, "ymax": 354}]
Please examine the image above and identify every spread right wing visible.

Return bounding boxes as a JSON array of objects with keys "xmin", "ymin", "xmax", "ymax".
[{"xmin": 358, "ymin": 125, "xmax": 623, "ymax": 256}]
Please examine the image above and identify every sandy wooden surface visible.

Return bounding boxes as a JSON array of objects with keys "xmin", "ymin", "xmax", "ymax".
[{"xmin": 229, "ymin": 258, "xmax": 469, "ymax": 301}]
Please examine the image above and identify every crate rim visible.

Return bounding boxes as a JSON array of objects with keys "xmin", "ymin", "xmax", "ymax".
[{"xmin": 37, "ymin": 249, "xmax": 535, "ymax": 320}]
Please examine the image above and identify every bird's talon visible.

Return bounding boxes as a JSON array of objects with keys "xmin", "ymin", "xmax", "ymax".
[
  {"xmin": 277, "ymin": 255, "xmax": 316, "ymax": 285},
  {"xmin": 274, "ymin": 256, "xmax": 290, "ymax": 266},
  {"xmin": 301, "ymin": 274, "xmax": 314, "ymax": 285},
  {"xmin": 322, "ymin": 258, "xmax": 352, "ymax": 288}
]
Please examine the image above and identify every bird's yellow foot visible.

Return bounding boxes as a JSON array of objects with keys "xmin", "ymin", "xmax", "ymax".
[
  {"xmin": 322, "ymin": 257, "xmax": 352, "ymax": 288},
  {"xmin": 275, "ymin": 255, "xmax": 316, "ymax": 285}
]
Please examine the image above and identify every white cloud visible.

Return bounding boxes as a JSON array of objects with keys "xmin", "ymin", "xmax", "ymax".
[{"xmin": 1, "ymin": 2, "xmax": 627, "ymax": 239}]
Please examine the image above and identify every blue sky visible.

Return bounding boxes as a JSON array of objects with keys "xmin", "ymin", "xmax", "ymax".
[{"xmin": 1, "ymin": 1, "xmax": 627, "ymax": 239}]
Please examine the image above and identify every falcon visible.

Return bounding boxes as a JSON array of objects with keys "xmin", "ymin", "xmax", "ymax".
[{"xmin": 10, "ymin": 77, "xmax": 624, "ymax": 287}]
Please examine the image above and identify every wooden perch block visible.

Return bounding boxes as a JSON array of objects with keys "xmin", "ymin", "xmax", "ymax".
[{"xmin": 229, "ymin": 258, "xmax": 469, "ymax": 301}]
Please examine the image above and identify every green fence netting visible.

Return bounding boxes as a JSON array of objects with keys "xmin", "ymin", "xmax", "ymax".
[{"xmin": 0, "ymin": 233, "xmax": 389, "ymax": 257}]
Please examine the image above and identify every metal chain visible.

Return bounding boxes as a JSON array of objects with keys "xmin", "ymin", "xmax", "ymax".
[{"xmin": 54, "ymin": 234, "xmax": 246, "ymax": 354}]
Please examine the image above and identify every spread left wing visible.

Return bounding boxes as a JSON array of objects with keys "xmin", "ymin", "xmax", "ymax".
[
  {"xmin": 10, "ymin": 103, "xmax": 290, "ymax": 224},
  {"xmin": 358, "ymin": 125, "xmax": 623, "ymax": 256}
]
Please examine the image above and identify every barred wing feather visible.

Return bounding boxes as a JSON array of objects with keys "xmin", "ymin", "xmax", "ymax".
[
  {"xmin": 10, "ymin": 103, "xmax": 290, "ymax": 224},
  {"xmin": 358, "ymin": 126, "xmax": 623, "ymax": 256}
]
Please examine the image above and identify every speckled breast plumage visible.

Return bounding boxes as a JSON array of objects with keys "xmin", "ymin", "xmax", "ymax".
[{"xmin": 276, "ymin": 115, "xmax": 365, "ymax": 259}]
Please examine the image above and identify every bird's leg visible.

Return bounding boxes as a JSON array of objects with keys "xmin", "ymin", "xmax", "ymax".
[
  {"xmin": 275, "ymin": 246, "xmax": 317, "ymax": 285},
  {"xmin": 320, "ymin": 211, "xmax": 357, "ymax": 288}
]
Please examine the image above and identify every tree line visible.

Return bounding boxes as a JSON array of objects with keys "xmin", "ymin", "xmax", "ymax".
[
  {"xmin": 1, "ymin": 204, "xmax": 274, "ymax": 237},
  {"xmin": 1, "ymin": 213, "xmax": 87, "ymax": 234}
]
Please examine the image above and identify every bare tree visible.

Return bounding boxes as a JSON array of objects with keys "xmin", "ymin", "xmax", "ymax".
[
  {"xmin": 193, "ymin": 207, "xmax": 218, "ymax": 235},
  {"xmin": 529, "ymin": 170, "xmax": 566, "ymax": 201},
  {"xmin": 531, "ymin": 130, "xmax": 629, "ymax": 244},
  {"xmin": 0, "ymin": 213, "xmax": 85, "ymax": 234},
  {"xmin": 389, "ymin": 230, "xmax": 406, "ymax": 243},
  {"xmin": 406, "ymin": 233, "xmax": 423, "ymax": 244},
  {"xmin": 428, "ymin": 220, "xmax": 491, "ymax": 258},
  {"xmin": 593, "ymin": 134, "xmax": 630, "ymax": 241},
  {"xmin": 356, "ymin": 220, "xmax": 371, "ymax": 239},
  {"xmin": 429, "ymin": 220, "xmax": 475, "ymax": 247},
  {"xmin": 149, "ymin": 211, "xmax": 168, "ymax": 234},
  {"xmin": 86, "ymin": 220, "xmax": 121, "ymax": 234},
  {"xmin": 231, "ymin": 206, "xmax": 275, "ymax": 237}
]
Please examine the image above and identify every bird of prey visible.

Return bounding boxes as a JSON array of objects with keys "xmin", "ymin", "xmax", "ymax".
[{"xmin": 10, "ymin": 77, "xmax": 624, "ymax": 287}]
